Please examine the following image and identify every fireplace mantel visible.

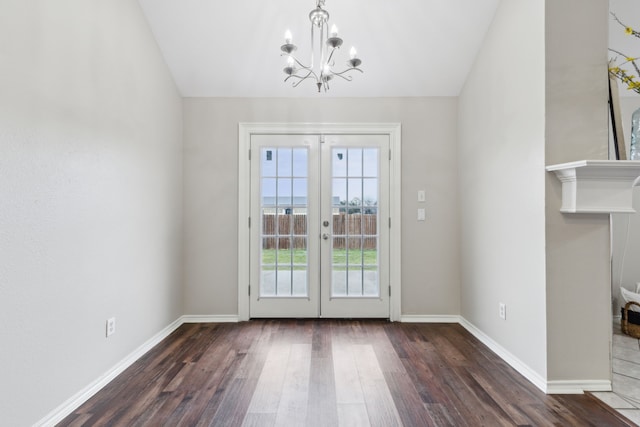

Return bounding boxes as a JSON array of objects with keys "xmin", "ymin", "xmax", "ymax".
[{"xmin": 546, "ymin": 160, "xmax": 640, "ymax": 213}]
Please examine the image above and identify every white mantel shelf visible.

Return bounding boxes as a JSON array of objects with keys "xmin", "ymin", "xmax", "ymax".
[{"xmin": 546, "ymin": 160, "xmax": 640, "ymax": 214}]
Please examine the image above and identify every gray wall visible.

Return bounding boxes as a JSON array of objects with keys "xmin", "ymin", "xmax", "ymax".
[
  {"xmin": 0, "ymin": 1, "xmax": 621, "ymax": 423},
  {"xmin": 182, "ymin": 98, "xmax": 461, "ymax": 317},
  {"xmin": 545, "ymin": 0, "xmax": 611, "ymax": 382},
  {"xmin": 459, "ymin": 0, "xmax": 613, "ymax": 387},
  {"xmin": 0, "ymin": 1, "xmax": 183, "ymax": 425},
  {"xmin": 458, "ymin": 0, "xmax": 547, "ymax": 380}
]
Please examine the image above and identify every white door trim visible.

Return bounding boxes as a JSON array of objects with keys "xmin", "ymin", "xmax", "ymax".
[{"xmin": 238, "ymin": 123, "xmax": 402, "ymax": 321}]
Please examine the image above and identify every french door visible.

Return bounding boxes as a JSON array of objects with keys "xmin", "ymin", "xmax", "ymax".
[{"xmin": 249, "ymin": 133, "xmax": 390, "ymax": 318}]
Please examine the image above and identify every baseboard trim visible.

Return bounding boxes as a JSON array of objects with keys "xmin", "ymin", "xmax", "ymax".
[
  {"xmin": 34, "ymin": 317, "xmax": 184, "ymax": 427},
  {"xmin": 546, "ymin": 380, "xmax": 612, "ymax": 394},
  {"xmin": 400, "ymin": 315, "xmax": 460, "ymax": 323},
  {"xmin": 459, "ymin": 317, "xmax": 548, "ymax": 393},
  {"xmin": 181, "ymin": 314, "xmax": 239, "ymax": 323},
  {"xmin": 35, "ymin": 315, "xmax": 241, "ymax": 425},
  {"xmin": 35, "ymin": 313, "xmax": 611, "ymax": 425}
]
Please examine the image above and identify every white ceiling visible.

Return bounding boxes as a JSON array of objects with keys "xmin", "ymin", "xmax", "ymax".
[{"xmin": 137, "ymin": 0, "xmax": 500, "ymax": 98}]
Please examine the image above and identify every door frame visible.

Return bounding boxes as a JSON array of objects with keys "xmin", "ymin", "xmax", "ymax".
[{"xmin": 237, "ymin": 123, "xmax": 402, "ymax": 321}]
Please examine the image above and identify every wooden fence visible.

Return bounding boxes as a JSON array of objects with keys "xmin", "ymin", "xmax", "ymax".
[{"xmin": 262, "ymin": 214, "xmax": 377, "ymax": 249}]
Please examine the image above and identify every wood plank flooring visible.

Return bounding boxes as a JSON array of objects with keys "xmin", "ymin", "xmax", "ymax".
[{"xmin": 58, "ymin": 320, "xmax": 634, "ymax": 426}]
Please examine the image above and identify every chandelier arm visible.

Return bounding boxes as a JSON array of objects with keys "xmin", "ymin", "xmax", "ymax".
[
  {"xmin": 280, "ymin": 53, "xmax": 312, "ymax": 70},
  {"xmin": 330, "ymin": 67, "xmax": 364, "ymax": 77},
  {"xmin": 329, "ymin": 73, "xmax": 353, "ymax": 82},
  {"xmin": 293, "ymin": 76, "xmax": 313, "ymax": 88},
  {"xmin": 285, "ymin": 70, "xmax": 318, "ymax": 88},
  {"xmin": 285, "ymin": 71, "xmax": 313, "ymax": 82},
  {"xmin": 325, "ymin": 48, "xmax": 337, "ymax": 67}
]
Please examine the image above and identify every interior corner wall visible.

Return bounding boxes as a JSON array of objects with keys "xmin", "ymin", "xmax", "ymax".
[
  {"xmin": 457, "ymin": 0, "xmax": 547, "ymax": 380},
  {"xmin": 182, "ymin": 97, "xmax": 460, "ymax": 318},
  {"xmin": 0, "ymin": 1, "xmax": 183, "ymax": 425},
  {"xmin": 545, "ymin": 0, "xmax": 611, "ymax": 383}
]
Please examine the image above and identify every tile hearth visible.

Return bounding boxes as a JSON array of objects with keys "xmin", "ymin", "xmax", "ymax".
[{"xmin": 592, "ymin": 320, "xmax": 640, "ymax": 424}]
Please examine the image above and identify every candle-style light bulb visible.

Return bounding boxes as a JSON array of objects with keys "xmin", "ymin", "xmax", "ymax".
[
  {"xmin": 330, "ymin": 24, "xmax": 339, "ymax": 37},
  {"xmin": 287, "ymin": 56, "xmax": 295, "ymax": 67},
  {"xmin": 323, "ymin": 64, "xmax": 331, "ymax": 74},
  {"xmin": 350, "ymin": 46, "xmax": 357, "ymax": 59},
  {"xmin": 284, "ymin": 29, "xmax": 292, "ymax": 44}
]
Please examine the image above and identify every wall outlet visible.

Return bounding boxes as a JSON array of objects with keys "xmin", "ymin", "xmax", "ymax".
[
  {"xmin": 106, "ymin": 317, "xmax": 116, "ymax": 337},
  {"xmin": 499, "ymin": 303, "xmax": 506, "ymax": 320}
]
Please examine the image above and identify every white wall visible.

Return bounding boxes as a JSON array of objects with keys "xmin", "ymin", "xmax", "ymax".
[
  {"xmin": 182, "ymin": 97, "xmax": 460, "ymax": 317},
  {"xmin": 0, "ymin": 1, "xmax": 183, "ymax": 425},
  {"xmin": 458, "ymin": 0, "xmax": 547, "ymax": 380},
  {"xmin": 545, "ymin": 0, "xmax": 611, "ymax": 383}
]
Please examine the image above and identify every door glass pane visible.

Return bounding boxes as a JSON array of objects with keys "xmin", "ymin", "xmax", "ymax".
[
  {"xmin": 348, "ymin": 268, "xmax": 363, "ymax": 295},
  {"xmin": 333, "ymin": 178, "xmax": 347, "ymax": 210},
  {"xmin": 260, "ymin": 147, "xmax": 308, "ymax": 298},
  {"xmin": 363, "ymin": 179, "xmax": 378, "ymax": 210},
  {"xmin": 261, "ymin": 237, "xmax": 276, "ymax": 297},
  {"xmin": 331, "ymin": 148, "xmax": 379, "ymax": 297},
  {"xmin": 262, "ymin": 149, "xmax": 277, "ymax": 177},
  {"xmin": 277, "ymin": 148, "xmax": 292, "ymax": 176},
  {"xmin": 347, "ymin": 148, "xmax": 363, "ymax": 177},
  {"xmin": 293, "ymin": 149, "xmax": 308, "ymax": 176},
  {"xmin": 332, "ymin": 149, "xmax": 347, "ymax": 176},
  {"xmin": 293, "ymin": 178, "xmax": 306, "ymax": 198},
  {"xmin": 277, "ymin": 178, "xmax": 292, "ymax": 207},
  {"xmin": 347, "ymin": 178, "xmax": 362, "ymax": 211},
  {"xmin": 262, "ymin": 178, "xmax": 276, "ymax": 204},
  {"xmin": 362, "ymin": 149, "xmax": 378, "ymax": 177}
]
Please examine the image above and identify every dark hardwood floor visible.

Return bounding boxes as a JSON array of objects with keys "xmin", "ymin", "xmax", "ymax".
[{"xmin": 58, "ymin": 320, "xmax": 633, "ymax": 426}]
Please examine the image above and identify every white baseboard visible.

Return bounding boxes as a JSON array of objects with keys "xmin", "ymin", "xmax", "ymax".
[
  {"xmin": 34, "ymin": 317, "xmax": 184, "ymax": 427},
  {"xmin": 546, "ymin": 380, "xmax": 612, "ymax": 394},
  {"xmin": 400, "ymin": 314, "xmax": 460, "ymax": 323},
  {"xmin": 458, "ymin": 318, "xmax": 612, "ymax": 394},
  {"xmin": 458, "ymin": 317, "xmax": 548, "ymax": 393},
  {"xmin": 35, "ymin": 313, "xmax": 610, "ymax": 426},
  {"xmin": 35, "ymin": 314, "xmax": 242, "ymax": 426},
  {"xmin": 181, "ymin": 314, "xmax": 239, "ymax": 323}
]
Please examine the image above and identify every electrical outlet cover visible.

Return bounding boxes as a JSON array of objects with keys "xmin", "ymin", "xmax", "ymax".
[{"xmin": 106, "ymin": 317, "xmax": 116, "ymax": 337}]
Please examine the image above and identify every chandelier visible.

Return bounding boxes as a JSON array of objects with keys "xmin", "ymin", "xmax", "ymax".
[{"xmin": 280, "ymin": 0, "xmax": 363, "ymax": 92}]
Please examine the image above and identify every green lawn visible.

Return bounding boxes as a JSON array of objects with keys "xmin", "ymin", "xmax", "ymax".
[{"xmin": 261, "ymin": 248, "xmax": 377, "ymax": 269}]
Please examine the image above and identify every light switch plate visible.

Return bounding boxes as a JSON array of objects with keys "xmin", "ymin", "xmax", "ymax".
[
  {"xmin": 417, "ymin": 208, "xmax": 426, "ymax": 221},
  {"xmin": 418, "ymin": 190, "xmax": 426, "ymax": 202}
]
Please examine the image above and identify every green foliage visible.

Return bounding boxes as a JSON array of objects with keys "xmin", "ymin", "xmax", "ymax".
[
  {"xmin": 261, "ymin": 248, "xmax": 377, "ymax": 270},
  {"xmin": 610, "ymin": 13, "xmax": 640, "ymax": 94}
]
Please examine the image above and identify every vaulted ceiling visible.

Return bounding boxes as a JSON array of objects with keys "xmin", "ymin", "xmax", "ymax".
[{"xmin": 137, "ymin": 0, "xmax": 501, "ymax": 97}]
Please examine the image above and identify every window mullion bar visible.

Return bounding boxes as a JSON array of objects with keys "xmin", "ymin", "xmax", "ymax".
[
  {"xmin": 275, "ymin": 149, "xmax": 279, "ymax": 296},
  {"xmin": 290, "ymin": 149, "xmax": 294, "ymax": 296},
  {"xmin": 361, "ymin": 148, "xmax": 365, "ymax": 296},
  {"xmin": 345, "ymin": 149, "xmax": 349, "ymax": 297}
]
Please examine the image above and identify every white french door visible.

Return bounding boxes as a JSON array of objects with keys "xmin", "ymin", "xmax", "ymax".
[{"xmin": 249, "ymin": 133, "xmax": 390, "ymax": 318}]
